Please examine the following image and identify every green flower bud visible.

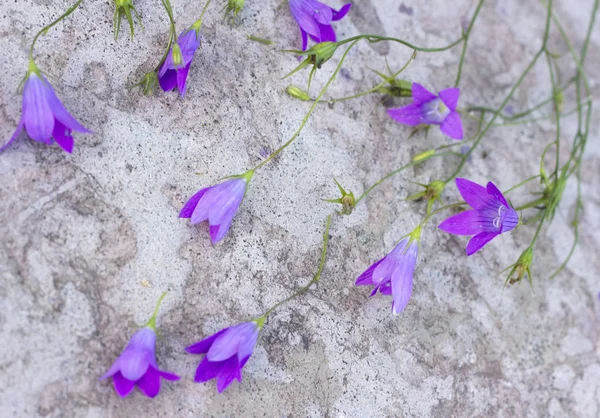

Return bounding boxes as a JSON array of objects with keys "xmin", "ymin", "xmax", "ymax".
[
  {"xmin": 324, "ymin": 178, "xmax": 356, "ymax": 215},
  {"xmin": 308, "ymin": 42, "xmax": 338, "ymax": 69},
  {"xmin": 412, "ymin": 149, "xmax": 436, "ymax": 163},
  {"xmin": 286, "ymin": 85, "xmax": 311, "ymax": 101},
  {"xmin": 114, "ymin": 0, "xmax": 143, "ymax": 40},
  {"xmin": 224, "ymin": 0, "xmax": 245, "ymax": 20},
  {"xmin": 505, "ymin": 247, "xmax": 534, "ymax": 285}
]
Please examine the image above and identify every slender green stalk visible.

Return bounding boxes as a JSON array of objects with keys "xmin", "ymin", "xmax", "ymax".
[
  {"xmin": 253, "ymin": 40, "xmax": 360, "ymax": 171},
  {"xmin": 455, "ymin": 0, "xmax": 485, "ymax": 87},
  {"xmin": 261, "ymin": 215, "xmax": 331, "ymax": 319},
  {"xmin": 337, "ymin": 34, "xmax": 464, "ymax": 53},
  {"xmin": 354, "ymin": 152, "xmax": 459, "ymax": 206},
  {"xmin": 444, "ymin": 0, "xmax": 554, "ymax": 184},
  {"xmin": 503, "ymin": 175, "xmax": 540, "ymax": 195},
  {"xmin": 29, "ymin": 0, "xmax": 84, "ymax": 62}
]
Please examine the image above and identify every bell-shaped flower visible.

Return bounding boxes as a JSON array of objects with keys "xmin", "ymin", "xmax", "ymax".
[
  {"xmin": 2, "ymin": 69, "xmax": 91, "ymax": 153},
  {"xmin": 100, "ymin": 293, "xmax": 179, "ymax": 398},
  {"xmin": 158, "ymin": 27, "xmax": 201, "ymax": 97},
  {"xmin": 180, "ymin": 171, "xmax": 253, "ymax": 244},
  {"xmin": 388, "ymin": 83, "xmax": 463, "ymax": 140},
  {"xmin": 288, "ymin": 0, "xmax": 351, "ymax": 51},
  {"xmin": 186, "ymin": 321, "xmax": 260, "ymax": 393},
  {"xmin": 438, "ymin": 178, "xmax": 519, "ymax": 255},
  {"xmin": 355, "ymin": 231, "xmax": 420, "ymax": 315}
]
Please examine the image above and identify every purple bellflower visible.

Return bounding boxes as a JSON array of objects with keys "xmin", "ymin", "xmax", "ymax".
[
  {"xmin": 180, "ymin": 170, "xmax": 253, "ymax": 244},
  {"xmin": 1, "ymin": 67, "xmax": 91, "ymax": 153},
  {"xmin": 438, "ymin": 178, "xmax": 519, "ymax": 255},
  {"xmin": 289, "ymin": 0, "xmax": 352, "ymax": 51},
  {"xmin": 186, "ymin": 321, "xmax": 261, "ymax": 393},
  {"xmin": 158, "ymin": 26, "xmax": 202, "ymax": 97},
  {"xmin": 355, "ymin": 228, "xmax": 420, "ymax": 315},
  {"xmin": 100, "ymin": 293, "xmax": 179, "ymax": 398},
  {"xmin": 388, "ymin": 82, "xmax": 464, "ymax": 140}
]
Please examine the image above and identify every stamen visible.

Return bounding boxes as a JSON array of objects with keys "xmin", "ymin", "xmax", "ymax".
[{"xmin": 493, "ymin": 217, "xmax": 501, "ymax": 229}]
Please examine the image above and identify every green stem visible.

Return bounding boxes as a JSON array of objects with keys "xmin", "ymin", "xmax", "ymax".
[
  {"xmin": 337, "ymin": 34, "xmax": 464, "ymax": 53},
  {"xmin": 154, "ymin": 0, "xmax": 178, "ymax": 72},
  {"xmin": 144, "ymin": 291, "xmax": 168, "ymax": 331},
  {"xmin": 253, "ymin": 40, "xmax": 360, "ymax": 171},
  {"xmin": 444, "ymin": 0, "xmax": 553, "ymax": 184},
  {"xmin": 260, "ymin": 215, "xmax": 331, "ymax": 319},
  {"xmin": 29, "ymin": 0, "xmax": 84, "ymax": 62},
  {"xmin": 419, "ymin": 202, "xmax": 467, "ymax": 226},
  {"xmin": 503, "ymin": 175, "xmax": 540, "ymax": 194},
  {"xmin": 325, "ymin": 52, "xmax": 415, "ymax": 103},
  {"xmin": 195, "ymin": 0, "xmax": 212, "ymax": 27},
  {"xmin": 354, "ymin": 151, "xmax": 459, "ymax": 206},
  {"xmin": 455, "ymin": 0, "xmax": 485, "ymax": 87},
  {"xmin": 515, "ymin": 197, "xmax": 546, "ymax": 211}
]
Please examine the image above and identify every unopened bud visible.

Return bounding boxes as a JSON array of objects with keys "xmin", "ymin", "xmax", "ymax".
[
  {"xmin": 286, "ymin": 85, "xmax": 311, "ymax": 101},
  {"xmin": 224, "ymin": 0, "xmax": 245, "ymax": 19},
  {"xmin": 413, "ymin": 149, "xmax": 436, "ymax": 163},
  {"xmin": 308, "ymin": 42, "xmax": 338, "ymax": 68}
]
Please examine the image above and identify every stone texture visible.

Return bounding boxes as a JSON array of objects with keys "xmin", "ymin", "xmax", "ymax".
[{"xmin": 1, "ymin": 0, "xmax": 599, "ymax": 417}]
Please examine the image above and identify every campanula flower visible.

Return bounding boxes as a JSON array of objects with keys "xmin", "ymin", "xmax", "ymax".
[
  {"xmin": 186, "ymin": 321, "xmax": 260, "ymax": 393},
  {"xmin": 355, "ymin": 230, "xmax": 420, "ymax": 315},
  {"xmin": 1, "ymin": 69, "xmax": 91, "ymax": 153},
  {"xmin": 388, "ymin": 83, "xmax": 463, "ymax": 140},
  {"xmin": 100, "ymin": 293, "xmax": 179, "ymax": 398},
  {"xmin": 289, "ymin": 0, "xmax": 351, "ymax": 51},
  {"xmin": 180, "ymin": 171, "xmax": 253, "ymax": 244},
  {"xmin": 438, "ymin": 178, "xmax": 519, "ymax": 255},
  {"xmin": 158, "ymin": 27, "xmax": 201, "ymax": 97}
]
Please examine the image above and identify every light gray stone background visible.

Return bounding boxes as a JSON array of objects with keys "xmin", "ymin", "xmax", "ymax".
[{"xmin": 1, "ymin": 0, "xmax": 599, "ymax": 416}]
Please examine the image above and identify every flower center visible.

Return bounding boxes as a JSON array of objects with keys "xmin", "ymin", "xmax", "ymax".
[
  {"xmin": 492, "ymin": 205, "xmax": 505, "ymax": 229},
  {"xmin": 423, "ymin": 99, "xmax": 450, "ymax": 123}
]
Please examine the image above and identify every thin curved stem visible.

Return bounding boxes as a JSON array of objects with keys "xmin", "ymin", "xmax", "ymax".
[
  {"xmin": 455, "ymin": 0, "xmax": 485, "ymax": 87},
  {"xmin": 337, "ymin": 34, "xmax": 464, "ymax": 53},
  {"xmin": 253, "ymin": 40, "xmax": 361, "ymax": 171},
  {"xmin": 261, "ymin": 215, "xmax": 331, "ymax": 319},
  {"xmin": 29, "ymin": 0, "xmax": 84, "ymax": 62}
]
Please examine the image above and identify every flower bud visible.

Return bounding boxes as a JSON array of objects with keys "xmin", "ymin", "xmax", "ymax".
[
  {"xmin": 286, "ymin": 85, "xmax": 311, "ymax": 101},
  {"xmin": 224, "ymin": 0, "xmax": 245, "ymax": 20},
  {"xmin": 140, "ymin": 71, "xmax": 159, "ymax": 96},
  {"xmin": 324, "ymin": 178, "xmax": 356, "ymax": 215},
  {"xmin": 412, "ymin": 149, "xmax": 436, "ymax": 163},
  {"xmin": 506, "ymin": 247, "xmax": 533, "ymax": 285},
  {"xmin": 308, "ymin": 42, "xmax": 338, "ymax": 69}
]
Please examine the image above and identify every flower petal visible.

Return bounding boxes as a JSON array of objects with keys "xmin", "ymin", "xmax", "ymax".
[
  {"xmin": 207, "ymin": 322, "xmax": 258, "ymax": 362},
  {"xmin": 331, "ymin": 3, "xmax": 351, "ymax": 21},
  {"xmin": 289, "ymin": 0, "xmax": 321, "ymax": 40},
  {"xmin": 216, "ymin": 356, "xmax": 241, "ymax": 393},
  {"xmin": 159, "ymin": 69, "xmax": 178, "ymax": 92},
  {"xmin": 440, "ymin": 111, "xmax": 463, "ymax": 139},
  {"xmin": 180, "ymin": 187, "xmax": 210, "ymax": 218},
  {"xmin": 158, "ymin": 51, "xmax": 174, "ymax": 78},
  {"xmin": 486, "ymin": 181, "xmax": 509, "ymax": 207},
  {"xmin": 210, "ymin": 223, "xmax": 233, "ymax": 244},
  {"xmin": 159, "ymin": 370, "xmax": 181, "ymax": 381},
  {"xmin": 301, "ymin": 28, "xmax": 308, "ymax": 51},
  {"xmin": 388, "ymin": 104, "xmax": 422, "ymax": 126},
  {"xmin": 438, "ymin": 210, "xmax": 485, "ymax": 235},
  {"xmin": 185, "ymin": 328, "xmax": 228, "ymax": 354},
  {"xmin": 438, "ymin": 87, "xmax": 460, "ymax": 111},
  {"xmin": 411, "ymin": 83, "xmax": 437, "ymax": 106},
  {"xmin": 194, "ymin": 357, "xmax": 222, "ymax": 382},
  {"xmin": 52, "ymin": 120, "xmax": 74, "ymax": 153},
  {"xmin": 137, "ymin": 366, "xmax": 161, "ymax": 398},
  {"xmin": 207, "ymin": 179, "xmax": 246, "ymax": 225},
  {"xmin": 391, "ymin": 241, "xmax": 418, "ymax": 314},
  {"xmin": 178, "ymin": 29, "xmax": 201, "ymax": 65},
  {"xmin": 455, "ymin": 178, "xmax": 497, "ymax": 211},
  {"xmin": 176, "ymin": 63, "xmax": 191, "ymax": 97},
  {"xmin": 0, "ymin": 121, "xmax": 24, "ymax": 152},
  {"xmin": 317, "ymin": 23, "xmax": 336, "ymax": 42},
  {"xmin": 466, "ymin": 231, "xmax": 498, "ymax": 255},
  {"xmin": 112, "ymin": 372, "xmax": 136, "ymax": 398},
  {"xmin": 22, "ymin": 74, "xmax": 54, "ymax": 143},
  {"xmin": 44, "ymin": 78, "xmax": 91, "ymax": 133},
  {"xmin": 500, "ymin": 208, "xmax": 519, "ymax": 233},
  {"xmin": 355, "ymin": 258, "xmax": 384, "ymax": 286}
]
